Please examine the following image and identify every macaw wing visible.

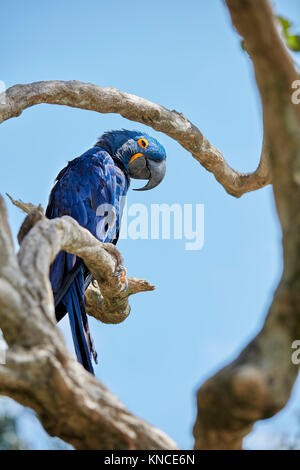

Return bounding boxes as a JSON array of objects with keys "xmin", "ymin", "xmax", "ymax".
[{"xmin": 46, "ymin": 149, "xmax": 125, "ymax": 294}]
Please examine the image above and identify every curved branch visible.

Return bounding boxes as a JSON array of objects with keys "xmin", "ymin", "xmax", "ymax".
[
  {"xmin": 0, "ymin": 196, "xmax": 177, "ymax": 449},
  {"xmin": 17, "ymin": 211, "xmax": 154, "ymax": 325},
  {"xmin": 85, "ymin": 278, "xmax": 154, "ymax": 324},
  {"xmin": 193, "ymin": 0, "xmax": 300, "ymax": 450},
  {"xmin": 0, "ymin": 80, "xmax": 270, "ymax": 198},
  {"xmin": 9, "ymin": 196, "xmax": 155, "ymax": 325}
]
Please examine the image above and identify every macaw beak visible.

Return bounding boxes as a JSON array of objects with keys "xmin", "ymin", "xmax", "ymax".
[{"xmin": 128, "ymin": 155, "xmax": 166, "ymax": 191}]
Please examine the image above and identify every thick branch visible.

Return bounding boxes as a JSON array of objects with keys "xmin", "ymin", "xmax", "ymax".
[
  {"xmin": 85, "ymin": 278, "xmax": 154, "ymax": 324},
  {"xmin": 0, "ymin": 80, "xmax": 270, "ymax": 198},
  {"xmin": 193, "ymin": 0, "xmax": 300, "ymax": 450},
  {"xmin": 0, "ymin": 196, "xmax": 176, "ymax": 449},
  {"xmin": 9, "ymin": 196, "xmax": 155, "ymax": 324},
  {"xmin": 18, "ymin": 214, "xmax": 153, "ymax": 323}
]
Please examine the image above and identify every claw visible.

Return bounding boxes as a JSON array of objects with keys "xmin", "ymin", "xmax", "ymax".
[
  {"xmin": 120, "ymin": 267, "xmax": 127, "ymax": 284},
  {"xmin": 112, "ymin": 266, "xmax": 127, "ymax": 289},
  {"xmin": 112, "ymin": 265, "xmax": 125, "ymax": 277}
]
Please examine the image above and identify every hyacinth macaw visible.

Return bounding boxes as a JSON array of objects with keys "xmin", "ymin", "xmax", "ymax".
[{"xmin": 46, "ymin": 130, "xmax": 166, "ymax": 374}]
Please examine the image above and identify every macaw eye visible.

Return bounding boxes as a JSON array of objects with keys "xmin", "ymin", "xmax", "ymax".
[{"xmin": 137, "ymin": 138, "xmax": 149, "ymax": 149}]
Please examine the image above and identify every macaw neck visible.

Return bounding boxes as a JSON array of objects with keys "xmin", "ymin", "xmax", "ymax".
[
  {"xmin": 94, "ymin": 133, "xmax": 134, "ymax": 168},
  {"xmin": 112, "ymin": 155, "xmax": 131, "ymax": 188},
  {"xmin": 94, "ymin": 145, "xmax": 131, "ymax": 188}
]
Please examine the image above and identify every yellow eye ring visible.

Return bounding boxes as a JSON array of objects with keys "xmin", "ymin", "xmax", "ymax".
[{"xmin": 137, "ymin": 138, "xmax": 149, "ymax": 149}]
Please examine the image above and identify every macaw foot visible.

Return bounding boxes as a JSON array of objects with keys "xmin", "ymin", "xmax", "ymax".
[
  {"xmin": 120, "ymin": 267, "xmax": 128, "ymax": 291},
  {"xmin": 112, "ymin": 266, "xmax": 128, "ymax": 290},
  {"xmin": 103, "ymin": 243, "xmax": 128, "ymax": 289},
  {"xmin": 120, "ymin": 267, "xmax": 127, "ymax": 284}
]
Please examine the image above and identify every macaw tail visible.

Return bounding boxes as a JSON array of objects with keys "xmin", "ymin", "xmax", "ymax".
[
  {"xmin": 62, "ymin": 271, "xmax": 98, "ymax": 374},
  {"xmin": 50, "ymin": 251, "xmax": 97, "ymax": 374}
]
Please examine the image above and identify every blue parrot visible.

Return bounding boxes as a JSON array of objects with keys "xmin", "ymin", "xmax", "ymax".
[{"xmin": 46, "ymin": 130, "xmax": 166, "ymax": 374}]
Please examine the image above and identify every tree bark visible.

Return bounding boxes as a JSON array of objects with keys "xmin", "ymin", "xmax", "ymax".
[
  {"xmin": 193, "ymin": 0, "xmax": 300, "ymax": 450},
  {"xmin": 0, "ymin": 197, "xmax": 177, "ymax": 450},
  {"xmin": 0, "ymin": 81, "xmax": 270, "ymax": 198}
]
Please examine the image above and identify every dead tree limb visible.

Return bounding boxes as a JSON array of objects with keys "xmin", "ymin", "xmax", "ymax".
[
  {"xmin": 193, "ymin": 0, "xmax": 300, "ymax": 450},
  {"xmin": 0, "ymin": 81, "xmax": 270, "ymax": 198},
  {"xmin": 0, "ymin": 196, "xmax": 176, "ymax": 450}
]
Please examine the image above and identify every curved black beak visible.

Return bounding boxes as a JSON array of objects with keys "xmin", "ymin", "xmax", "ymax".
[{"xmin": 129, "ymin": 157, "xmax": 166, "ymax": 191}]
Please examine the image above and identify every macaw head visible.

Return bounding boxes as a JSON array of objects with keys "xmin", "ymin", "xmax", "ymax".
[{"xmin": 96, "ymin": 129, "xmax": 166, "ymax": 191}]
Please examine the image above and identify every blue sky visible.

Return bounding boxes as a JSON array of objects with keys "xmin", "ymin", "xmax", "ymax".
[{"xmin": 0, "ymin": 0, "xmax": 300, "ymax": 450}]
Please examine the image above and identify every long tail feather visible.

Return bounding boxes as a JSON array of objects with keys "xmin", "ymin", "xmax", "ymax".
[
  {"xmin": 62, "ymin": 271, "xmax": 97, "ymax": 374},
  {"xmin": 54, "ymin": 259, "xmax": 82, "ymax": 308}
]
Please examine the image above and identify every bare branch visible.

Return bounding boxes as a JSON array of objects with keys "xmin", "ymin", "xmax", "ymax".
[
  {"xmin": 17, "ymin": 211, "xmax": 154, "ymax": 325},
  {"xmin": 0, "ymin": 80, "xmax": 270, "ymax": 198},
  {"xmin": 0, "ymin": 347, "xmax": 177, "ymax": 450},
  {"xmin": 0, "ymin": 196, "xmax": 177, "ymax": 449},
  {"xmin": 6, "ymin": 193, "xmax": 44, "ymax": 215},
  {"xmin": 8, "ymin": 196, "xmax": 155, "ymax": 324},
  {"xmin": 85, "ymin": 278, "xmax": 155, "ymax": 324},
  {"xmin": 193, "ymin": 0, "xmax": 300, "ymax": 450},
  {"xmin": 7, "ymin": 194, "xmax": 155, "ymax": 324}
]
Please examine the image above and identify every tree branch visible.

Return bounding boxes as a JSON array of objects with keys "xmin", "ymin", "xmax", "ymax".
[
  {"xmin": 193, "ymin": 0, "xmax": 300, "ymax": 450},
  {"xmin": 8, "ymin": 196, "xmax": 155, "ymax": 325},
  {"xmin": 17, "ymin": 213, "xmax": 153, "ymax": 324},
  {"xmin": 0, "ymin": 196, "xmax": 176, "ymax": 449},
  {"xmin": 0, "ymin": 80, "xmax": 270, "ymax": 198}
]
